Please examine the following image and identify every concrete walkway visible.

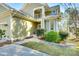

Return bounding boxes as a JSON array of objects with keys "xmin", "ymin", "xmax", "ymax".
[{"xmin": 0, "ymin": 44, "xmax": 48, "ymax": 56}]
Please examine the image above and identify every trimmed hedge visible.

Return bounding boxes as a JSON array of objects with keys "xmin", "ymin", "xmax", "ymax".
[{"xmin": 44, "ymin": 30, "xmax": 61, "ymax": 43}]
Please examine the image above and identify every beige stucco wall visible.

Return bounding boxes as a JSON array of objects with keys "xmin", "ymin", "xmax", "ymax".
[
  {"xmin": 12, "ymin": 17, "xmax": 33, "ymax": 39},
  {"xmin": 12, "ymin": 17, "xmax": 39, "ymax": 40}
]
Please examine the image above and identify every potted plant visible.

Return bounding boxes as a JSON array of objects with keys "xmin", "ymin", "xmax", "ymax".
[
  {"xmin": 0, "ymin": 29, "xmax": 6, "ymax": 40},
  {"xmin": 35, "ymin": 29, "xmax": 45, "ymax": 40},
  {"xmin": 59, "ymin": 30, "xmax": 69, "ymax": 44}
]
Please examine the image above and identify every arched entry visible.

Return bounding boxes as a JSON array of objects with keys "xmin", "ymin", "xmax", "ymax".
[{"xmin": 31, "ymin": 22, "xmax": 41, "ymax": 34}]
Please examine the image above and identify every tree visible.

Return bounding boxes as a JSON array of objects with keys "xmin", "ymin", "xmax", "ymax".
[{"xmin": 65, "ymin": 8, "xmax": 79, "ymax": 39}]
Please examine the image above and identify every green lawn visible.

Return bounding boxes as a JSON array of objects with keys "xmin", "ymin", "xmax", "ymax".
[{"xmin": 21, "ymin": 41, "xmax": 79, "ymax": 56}]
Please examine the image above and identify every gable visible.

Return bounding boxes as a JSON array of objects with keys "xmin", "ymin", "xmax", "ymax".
[
  {"xmin": 50, "ymin": 5, "xmax": 60, "ymax": 15},
  {"xmin": 21, "ymin": 3, "xmax": 45, "ymax": 17},
  {"xmin": 21, "ymin": 3, "xmax": 44, "ymax": 13},
  {"xmin": 22, "ymin": 3, "xmax": 43, "ymax": 10}
]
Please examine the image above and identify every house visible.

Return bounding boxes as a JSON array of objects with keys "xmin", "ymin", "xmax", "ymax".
[
  {"xmin": 21, "ymin": 3, "xmax": 61, "ymax": 31},
  {"xmin": 0, "ymin": 3, "xmax": 61, "ymax": 41}
]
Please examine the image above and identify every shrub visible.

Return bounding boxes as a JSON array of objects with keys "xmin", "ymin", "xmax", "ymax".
[
  {"xmin": 76, "ymin": 28, "xmax": 79, "ymax": 36},
  {"xmin": 59, "ymin": 30, "xmax": 68, "ymax": 40},
  {"xmin": 44, "ymin": 30, "xmax": 61, "ymax": 43},
  {"xmin": 0, "ymin": 29, "xmax": 6, "ymax": 38},
  {"xmin": 35, "ymin": 29, "xmax": 45, "ymax": 36}
]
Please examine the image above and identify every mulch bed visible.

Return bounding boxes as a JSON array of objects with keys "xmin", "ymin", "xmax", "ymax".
[
  {"xmin": 23, "ymin": 36, "xmax": 33, "ymax": 39},
  {"xmin": 0, "ymin": 40, "xmax": 12, "ymax": 47},
  {"xmin": 0, "ymin": 36, "xmax": 34, "ymax": 47}
]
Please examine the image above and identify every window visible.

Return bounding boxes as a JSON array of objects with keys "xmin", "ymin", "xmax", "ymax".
[
  {"xmin": 34, "ymin": 9, "xmax": 42, "ymax": 19},
  {"xmin": 51, "ymin": 10, "xmax": 57, "ymax": 15}
]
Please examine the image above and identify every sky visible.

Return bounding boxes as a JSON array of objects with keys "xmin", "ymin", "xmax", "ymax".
[
  {"xmin": 7, "ymin": 3, "xmax": 68, "ymax": 12},
  {"xmin": 7, "ymin": 3, "xmax": 23, "ymax": 10},
  {"xmin": 48, "ymin": 3, "xmax": 65, "ymax": 12}
]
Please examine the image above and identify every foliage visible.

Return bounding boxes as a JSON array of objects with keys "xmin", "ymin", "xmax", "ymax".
[
  {"xmin": 65, "ymin": 8, "xmax": 79, "ymax": 38},
  {"xmin": 59, "ymin": 30, "xmax": 69, "ymax": 40},
  {"xmin": 76, "ymin": 28, "xmax": 79, "ymax": 35},
  {"xmin": 44, "ymin": 30, "xmax": 61, "ymax": 43},
  {"xmin": 45, "ymin": 10, "xmax": 52, "ymax": 16},
  {"xmin": 35, "ymin": 29, "xmax": 45, "ymax": 36},
  {"xmin": 0, "ymin": 29, "xmax": 6, "ymax": 38}
]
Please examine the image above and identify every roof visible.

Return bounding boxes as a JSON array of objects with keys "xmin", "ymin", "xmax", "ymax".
[
  {"xmin": 21, "ymin": 3, "xmax": 49, "ymax": 11},
  {"xmin": 0, "ymin": 3, "xmax": 40, "ymax": 23}
]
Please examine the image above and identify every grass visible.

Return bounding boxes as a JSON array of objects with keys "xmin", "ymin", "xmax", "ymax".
[{"xmin": 21, "ymin": 41, "xmax": 79, "ymax": 56}]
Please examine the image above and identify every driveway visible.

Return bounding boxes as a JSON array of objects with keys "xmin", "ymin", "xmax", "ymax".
[{"xmin": 0, "ymin": 44, "xmax": 48, "ymax": 56}]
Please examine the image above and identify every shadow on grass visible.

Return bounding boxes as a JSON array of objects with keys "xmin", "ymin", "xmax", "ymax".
[{"xmin": 21, "ymin": 41, "xmax": 79, "ymax": 56}]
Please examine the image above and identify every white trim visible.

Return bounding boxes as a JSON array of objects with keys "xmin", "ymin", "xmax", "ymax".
[
  {"xmin": 49, "ymin": 21, "xmax": 51, "ymax": 31},
  {"xmin": 0, "ymin": 23, "xmax": 7, "ymax": 24},
  {"xmin": 33, "ymin": 6, "xmax": 43, "ymax": 11},
  {"xmin": 41, "ymin": 6, "xmax": 45, "ymax": 29},
  {"xmin": 33, "ymin": 6, "xmax": 43, "ymax": 18},
  {"xmin": 53, "ymin": 20, "xmax": 59, "ymax": 32},
  {"xmin": 33, "ymin": 9, "xmax": 34, "ymax": 18},
  {"xmin": 34, "ymin": 6, "xmax": 45, "ymax": 29}
]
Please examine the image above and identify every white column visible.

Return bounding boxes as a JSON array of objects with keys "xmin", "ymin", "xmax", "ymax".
[
  {"xmin": 53, "ymin": 20, "xmax": 59, "ymax": 32},
  {"xmin": 49, "ymin": 21, "xmax": 51, "ymax": 31},
  {"xmin": 33, "ymin": 10, "xmax": 34, "ymax": 18},
  {"xmin": 9, "ymin": 14, "xmax": 14, "ymax": 42},
  {"xmin": 41, "ymin": 6, "xmax": 45, "ymax": 29}
]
